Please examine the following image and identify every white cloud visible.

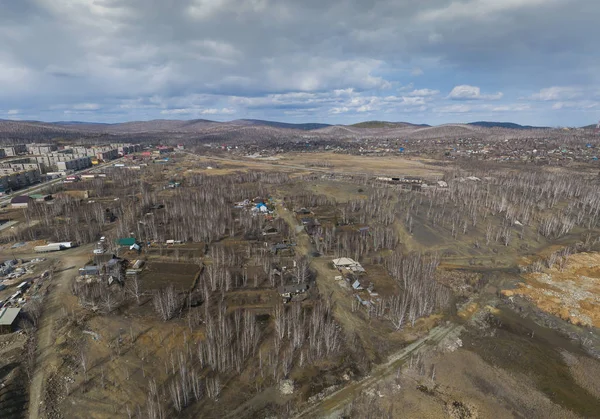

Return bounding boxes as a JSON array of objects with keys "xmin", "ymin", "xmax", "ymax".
[
  {"xmin": 187, "ymin": 0, "xmax": 232, "ymax": 20},
  {"xmin": 330, "ymin": 107, "xmax": 349, "ymax": 114},
  {"xmin": 405, "ymin": 89, "xmax": 439, "ymax": 97},
  {"xmin": 551, "ymin": 101, "xmax": 598, "ymax": 110},
  {"xmin": 436, "ymin": 104, "xmax": 472, "ymax": 113},
  {"xmin": 264, "ymin": 57, "xmax": 390, "ymax": 92},
  {"xmin": 187, "ymin": 0, "xmax": 273, "ymax": 21},
  {"xmin": 492, "ymin": 104, "xmax": 531, "ymax": 111},
  {"xmin": 0, "ymin": 59, "xmax": 35, "ymax": 94},
  {"xmin": 418, "ymin": 0, "xmax": 556, "ymax": 22},
  {"xmin": 448, "ymin": 85, "xmax": 503, "ymax": 100},
  {"xmin": 529, "ymin": 86, "xmax": 584, "ymax": 101},
  {"xmin": 7, "ymin": 109, "xmax": 19, "ymax": 115},
  {"xmin": 401, "ymin": 97, "xmax": 427, "ymax": 106},
  {"xmin": 160, "ymin": 107, "xmax": 235, "ymax": 115},
  {"xmin": 411, "ymin": 67, "xmax": 424, "ymax": 76},
  {"xmin": 72, "ymin": 103, "xmax": 100, "ymax": 110}
]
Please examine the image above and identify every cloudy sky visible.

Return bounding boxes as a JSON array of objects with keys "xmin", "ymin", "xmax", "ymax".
[{"xmin": 1, "ymin": 0, "xmax": 599, "ymax": 125}]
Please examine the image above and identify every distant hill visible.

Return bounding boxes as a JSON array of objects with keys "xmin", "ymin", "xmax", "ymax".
[
  {"xmin": 351, "ymin": 121, "xmax": 430, "ymax": 129},
  {"xmin": 235, "ymin": 119, "xmax": 330, "ymax": 130},
  {"xmin": 582, "ymin": 123, "xmax": 599, "ymax": 130},
  {"xmin": 53, "ymin": 121, "xmax": 110, "ymax": 126},
  {"xmin": 0, "ymin": 117, "xmax": 585, "ymax": 143},
  {"xmin": 468, "ymin": 121, "xmax": 547, "ymax": 130}
]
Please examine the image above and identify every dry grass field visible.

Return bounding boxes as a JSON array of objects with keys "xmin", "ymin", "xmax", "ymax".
[{"xmin": 277, "ymin": 152, "xmax": 444, "ymax": 178}]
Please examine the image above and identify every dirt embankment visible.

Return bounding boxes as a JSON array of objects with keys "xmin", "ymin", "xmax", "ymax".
[
  {"xmin": 504, "ymin": 252, "xmax": 600, "ymax": 327},
  {"xmin": 0, "ymin": 333, "xmax": 29, "ymax": 419}
]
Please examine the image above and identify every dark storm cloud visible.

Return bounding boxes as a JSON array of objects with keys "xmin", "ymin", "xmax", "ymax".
[{"xmin": 0, "ymin": 0, "xmax": 597, "ymax": 125}]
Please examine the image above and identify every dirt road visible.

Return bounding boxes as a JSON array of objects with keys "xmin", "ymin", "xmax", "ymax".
[
  {"xmin": 27, "ymin": 246, "xmax": 91, "ymax": 419},
  {"xmin": 275, "ymin": 202, "xmax": 463, "ymax": 418},
  {"xmin": 294, "ymin": 322, "xmax": 462, "ymax": 418}
]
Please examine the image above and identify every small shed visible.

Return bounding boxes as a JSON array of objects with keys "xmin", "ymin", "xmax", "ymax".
[
  {"xmin": 352, "ymin": 279, "xmax": 363, "ymax": 290},
  {"xmin": 79, "ymin": 266, "xmax": 101, "ymax": 276},
  {"xmin": 0, "ymin": 307, "xmax": 21, "ymax": 334}
]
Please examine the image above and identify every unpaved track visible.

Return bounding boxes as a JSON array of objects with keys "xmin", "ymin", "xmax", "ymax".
[
  {"xmin": 294, "ymin": 323, "xmax": 462, "ymax": 418},
  {"xmin": 27, "ymin": 247, "xmax": 90, "ymax": 419},
  {"xmin": 275, "ymin": 200, "xmax": 463, "ymax": 418}
]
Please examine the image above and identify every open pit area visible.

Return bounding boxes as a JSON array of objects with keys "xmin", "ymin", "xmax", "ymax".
[{"xmin": 506, "ymin": 252, "xmax": 600, "ymax": 327}]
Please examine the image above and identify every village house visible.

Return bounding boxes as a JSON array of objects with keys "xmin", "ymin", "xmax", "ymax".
[
  {"xmin": 10, "ymin": 195, "xmax": 32, "ymax": 208},
  {"xmin": 295, "ymin": 208, "xmax": 312, "ymax": 215},
  {"xmin": 278, "ymin": 283, "xmax": 309, "ymax": 303},
  {"xmin": 332, "ymin": 257, "xmax": 366, "ymax": 273},
  {"xmin": 80, "ymin": 254, "xmax": 125, "ymax": 279},
  {"xmin": 270, "ymin": 243, "xmax": 294, "ymax": 256}
]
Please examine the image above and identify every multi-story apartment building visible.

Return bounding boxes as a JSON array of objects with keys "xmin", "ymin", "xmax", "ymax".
[
  {"xmin": 1, "ymin": 145, "xmax": 27, "ymax": 157},
  {"xmin": 35, "ymin": 153, "xmax": 92, "ymax": 172},
  {"xmin": 56, "ymin": 157, "xmax": 92, "ymax": 171},
  {"xmin": 0, "ymin": 169, "xmax": 41, "ymax": 193},
  {"xmin": 27, "ymin": 144, "xmax": 58, "ymax": 154}
]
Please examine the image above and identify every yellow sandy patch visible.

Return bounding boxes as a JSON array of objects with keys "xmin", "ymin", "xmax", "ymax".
[{"xmin": 504, "ymin": 252, "xmax": 600, "ymax": 327}]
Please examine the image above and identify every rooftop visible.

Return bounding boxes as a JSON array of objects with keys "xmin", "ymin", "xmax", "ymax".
[
  {"xmin": 116, "ymin": 237, "xmax": 136, "ymax": 246},
  {"xmin": 332, "ymin": 257, "xmax": 358, "ymax": 266},
  {"xmin": 0, "ymin": 307, "xmax": 21, "ymax": 326},
  {"xmin": 10, "ymin": 196, "xmax": 31, "ymax": 204}
]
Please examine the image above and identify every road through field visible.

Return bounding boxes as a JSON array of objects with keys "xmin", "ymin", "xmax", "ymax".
[
  {"xmin": 294, "ymin": 322, "xmax": 462, "ymax": 418},
  {"xmin": 276, "ymin": 199, "xmax": 462, "ymax": 418}
]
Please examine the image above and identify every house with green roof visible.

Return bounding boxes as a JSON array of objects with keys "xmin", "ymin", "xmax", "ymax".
[{"xmin": 116, "ymin": 237, "xmax": 137, "ymax": 247}]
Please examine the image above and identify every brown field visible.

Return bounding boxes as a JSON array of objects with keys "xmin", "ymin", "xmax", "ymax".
[
  {"xmin": 278, "ymin": 152, "xmax": 444, "ymax": 177},
  {"xmin": 144, "ymin": 243, "xmax": 206, "ymax": 260},
  {"xmin": 180, "ymin": 152, "xmax": 444, "ymax": 179},
  {"xmin": 138, "ymin": 261, "xmax": 201, "ymax": 291}
]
